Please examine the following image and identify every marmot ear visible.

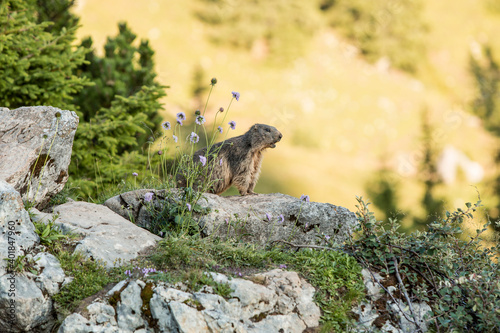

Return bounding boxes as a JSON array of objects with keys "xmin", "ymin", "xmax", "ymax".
[{"xmin": 252, "ymin": 124, "xmax": 258, "ymax": 131}]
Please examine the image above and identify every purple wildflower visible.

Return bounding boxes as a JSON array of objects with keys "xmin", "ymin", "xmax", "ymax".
[
  {"xmin": 173, "ymin": 135, "xmax": 178, "ymax": 143},
  {"xmin": 199, "ymin": 155, "xmax": 207, "ymax": 166},
  {"xmin": 186, "ymin": 203, "xmax": 192, "ymax": 211},
  {"xmin": 159, "ymin": 231, "xmax": 164, "ymax": 237},
  {"xmin": 229, "ymin": 121, "xmax": 236, "ymax": 130},
  {"xmin": 162, "ymin": 121, "xmax": 171, "ymax": 130},
  {"xmin": 132, "ymin": 172, "xmax": 138, "ymax": 177},
  {"xmin": 176, "ymin": 112, "xmax": 186, "ymax": 121},
  {"xmin": 211, "ymin": 77, "xmax": 217, "ymax": 85},
  {"xmin": 278, "ymin": 214, "xmax": 284, "ymax": 223},
  {"xmin": 125, "ymin": 270, "xmax": 132, "ymax": 277},
  {"xmin": 144, "ymin": 192, "xmax": 154, "ymax": 202},
  {"xmin": 219, "ymin": 158, "xmax": 223, "ymax": 166},
  {"xmin": 177, "ymin": 119, "xmax": 183, "ymax": 126},
  {"xmin": 279, "ymin": 264, "xmax": 287, "ymax": 269},
  {"xmin": 158, "ymin": 150, "xmax": 162, "ymax": 155},
  {"xmin": 189, "ymin": 132, "xmax": 199, "ymax": 143},
  {"xmin": 219, "ymin": 107, "xmax": 224, "ymax": 112},
  {"xmin": 325, "ymin": 235, "xmax": 331, "ymax": 241},
  {"xmin": 231, "ymin": 91, "xmax": 240, "ymax": 101},
  {"xmin": 195, "ymin": 115, "xmax": 206, "ymax": 125},
  {"xmin": 265, "ymin": 213, "xmax": 272, "ymax": 221},
  {"xmin": 217, "ymin": 126, "xmax": 223, "ymax": 134},
  {"xmin": 300, "ymin": 194, "xmax": 310, "ymax": 202}
]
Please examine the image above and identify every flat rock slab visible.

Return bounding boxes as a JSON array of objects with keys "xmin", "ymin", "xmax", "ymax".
[
  {"xmin": 52, "ymin": 201, "xmax": 161, "ymax": 267},
  {"xmin": 0, "ymin": 106, "xmax": 79, "ymax": 208},
  {"xmin": 105, "ymin": 189, "xmax": 358, "ymax": 246}
]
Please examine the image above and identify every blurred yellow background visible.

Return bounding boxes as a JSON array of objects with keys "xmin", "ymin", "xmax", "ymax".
[{"xmin": 73, "ymin": 0, "xmax": 500, "ymax": 233}]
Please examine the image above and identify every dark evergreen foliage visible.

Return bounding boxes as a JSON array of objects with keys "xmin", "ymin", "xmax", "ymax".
[{"xmin": 0, "ymin": 0, "xmax": 89, "ymax": 109}]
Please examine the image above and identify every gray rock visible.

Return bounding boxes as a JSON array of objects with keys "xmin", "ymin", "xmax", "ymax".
[
  {"xmin": 104, "ymin": 189, "xmax": 357, "ymax": 246},
  {"xmin": 260, "ymin": 269, "xmax": 321, "ymax": 327},
  {"xmin": 57, "ymin": 313, "xmax": 94, "ymax": 333},
  {"xmin": 0, "ymin": 181, "xmax": 40, "ymax": 273},
  {"xmin": 354, "ymin": 268, "xmax": 433, "ymax": 332},
  {"xmin": 210, "ymin": 272, "xmax": 277, "ymax": 320},
  {"xmin": 116, "ymin": 281, "xmax": 145, "ymax": 332},
  {"xmin": 149, "ymin": 290, "xmax": 177, "ymax": 333},
  {"xmin": 0, "ymin": 106, "xmax": 79, "ymax": 208},
  {"xmin": 51, "ymin": 201, "xmax": 160, "ymax": 267},
  {"xmin": 33, "ymin": 252, "xmax": 66, "ymax": 296},
  {"xmin": 0, "ymin": 274, "xmax": 54, "ymax": 332},
  {"xmin": 390, "ymin": 301, "xmax": 432, "ymax": 333},
  {"xmin": 248, "ymin": 313, "xmax": 306, "ymax": 333},
  {"xmin": 361, "ymin": 268, "xmax": 384, "ymax": 301},
  {"xmin": 169, "ymin": 301, "xmax": 210, "ymax": 332},
  {"xmin": 87, "ymin": 302, "xmax": 117, "ymax": 326}
]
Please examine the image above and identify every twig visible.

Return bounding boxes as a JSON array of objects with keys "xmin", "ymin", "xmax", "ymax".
[
  {"xmin": 356, "ymin": 257, "xmax": 421, "ymax": 329},
  {"xmin": 391, "ymin": 252, "xmax": 424, "ymax": 333},
  {"xmin": 270, "ymin": 240, "xmax": 336, "ymax": 251}
]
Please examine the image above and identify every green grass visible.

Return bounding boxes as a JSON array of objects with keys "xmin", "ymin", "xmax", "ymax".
[{"xmin": 52, "ymin": 249, "xmax": 126, "ymax": 315}]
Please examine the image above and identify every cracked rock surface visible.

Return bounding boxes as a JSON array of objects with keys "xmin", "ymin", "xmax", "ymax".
[{"xmin": 58, "ymin": 269, "xmax": 321, "ymax": 333}]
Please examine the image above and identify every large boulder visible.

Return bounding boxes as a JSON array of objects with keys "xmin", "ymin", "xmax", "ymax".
[
  {"xmin": 32, "ymin": 201, "xmax": 161, "ymax": 267},
  {"xmin": 0, "ymin": 106, "xmax": 79, "ymax": 208},
  {"xmin": 104, "ymin": 189, "xmax": 358, "ymax": 246}
]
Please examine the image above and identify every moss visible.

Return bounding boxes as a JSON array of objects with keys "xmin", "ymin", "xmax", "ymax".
[{"xmin": 141, "ymin": 282, "xmax": 158, "ymax": 327}]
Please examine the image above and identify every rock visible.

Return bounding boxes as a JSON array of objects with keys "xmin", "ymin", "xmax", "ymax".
[
  {"xmin": 169, "ymin": 301, "xmax": 210, "ymax": 332},
  {"xmin": 116, "ymin": 281, "xmax": 145, "ymax": 331},
  {"xmin": 51, "ymin": 201, "xmax": 161, "ymax": 267},
  {"xmin": 87, "ymin": 302, "xmax": 117, "ymax": 326},
  {"xmin": 361, "ymin": 268, "xmax": 384, "ymax": 301},
  {"xmin": 0, "ymin": 274, "xmax": 55, "ymax": 332},
  {"xmin": 260, "ymin": 269, "xmax": 321, "ymax": 327},
  {"xmin": 209, "ymin": 272, "xmax": 277, "ymax": 320},
  {"xmin": 57, "ymin": 313, "xmax": 94, "ymax": 333},
  {"xmin": 0, "ymin": 106, "xmax": 79, "ymax": 208},
  {"xmin": 390, "ymin": 301, "xmax": 432, "ymax": 333},
  {"xmin": 0, "ymin": 180, "xmax": 40, "ymax": 272},
  {"xmin": 33, "ymin": 252, "xmax": 66, "ymax": 297},
  {"xmin": 248, "ymin": 313, "xmax": 306, "ymax": 333},
  {"xmin": 353, "ymin": 268, "xmax": 433, "ymax": 332},
  {"xmin": 104, "ymin": 189, "xmax": 357, "ymax": 246},
  {"xmin": 59, "ymin": 269, "xmax": 321, "ymax": 333}
]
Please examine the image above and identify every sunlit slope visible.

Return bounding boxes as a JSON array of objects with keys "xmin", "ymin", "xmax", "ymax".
[{"xmin": 75, "ymin": 0, "xmax": 497, "ymax": 212}]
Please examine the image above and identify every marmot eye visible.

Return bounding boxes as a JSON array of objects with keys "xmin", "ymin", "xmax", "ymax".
[{"xmin": 265, "ymin": 128, "xmax": 271, "ymax": 133}]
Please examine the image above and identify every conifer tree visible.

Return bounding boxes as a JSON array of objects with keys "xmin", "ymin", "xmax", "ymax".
[{"xmin": 0, "ymin": 0, "xmax": 89, "ymax": 109}]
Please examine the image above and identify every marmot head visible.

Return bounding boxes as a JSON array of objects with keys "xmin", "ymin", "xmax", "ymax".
[{"xmin": 249, "ymin": 124, "xmax": 283, "ymax": 149}]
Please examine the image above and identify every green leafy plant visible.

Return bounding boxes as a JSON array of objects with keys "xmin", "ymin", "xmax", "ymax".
[{"xmin": 33, "ymin": 217, "xmax": 67, "ymax": 248}]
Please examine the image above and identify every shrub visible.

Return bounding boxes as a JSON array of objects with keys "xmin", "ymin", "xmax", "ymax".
[{"xmin": 346, "ymin": 197, "xmax": 500, "ymax": 332}]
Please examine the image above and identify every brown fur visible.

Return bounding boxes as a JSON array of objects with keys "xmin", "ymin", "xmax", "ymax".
[{"xmin": 182, "ymin": 124, "xmax": 282, "ymax": 195}]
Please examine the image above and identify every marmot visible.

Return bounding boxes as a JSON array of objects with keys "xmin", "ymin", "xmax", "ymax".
[{"xmin": 180, "ymin": 124, "xmax": 282, "ymax": 195}]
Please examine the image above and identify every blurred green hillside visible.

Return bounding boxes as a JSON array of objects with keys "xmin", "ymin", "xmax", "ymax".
[{"xmin": 73, "ymin": 0, "xmax": 500, "ymax": 233}]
